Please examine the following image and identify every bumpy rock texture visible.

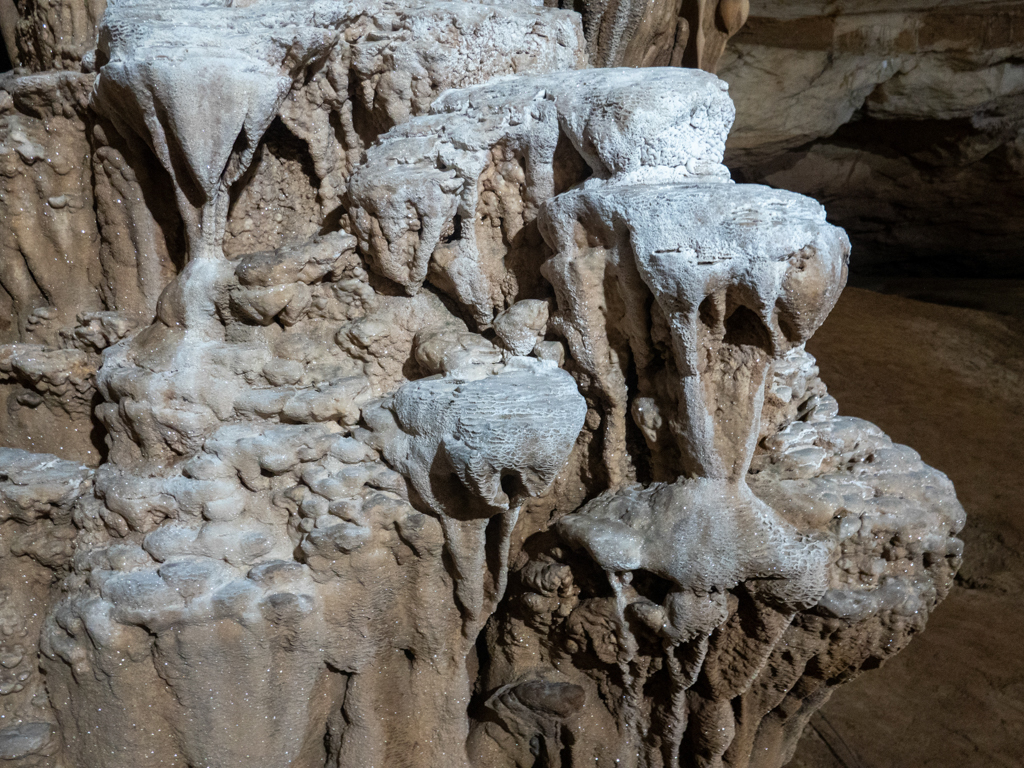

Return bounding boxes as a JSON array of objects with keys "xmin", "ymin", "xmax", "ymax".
[
  {"xmin": 0, "ymin": 1, "xmax": 963, "ymax": 767},
  {"xmin": 572, "ymin": 0, "xmax": 750, "ymax": 71},
  {"xmin": 719, "ymin": 0, "xmax": 1024, "ymax": 278}
]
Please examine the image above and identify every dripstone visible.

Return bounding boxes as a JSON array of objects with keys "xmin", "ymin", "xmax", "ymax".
[{"xmin": 0, "ymin": 1, "xmax": 963, "ymax": 767}]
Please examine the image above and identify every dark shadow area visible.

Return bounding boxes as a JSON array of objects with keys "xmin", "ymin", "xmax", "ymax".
[
  {"xmin": 794, "ymin": 287, "xmax": 1024, "ymax": 768},
  {"xmin": 847, "ymin": 276, "xmax": 1024, "ymax": 320},
  {"xmin": 729, "ymin": 113, "xmax": 1024, "ymax": 283}
]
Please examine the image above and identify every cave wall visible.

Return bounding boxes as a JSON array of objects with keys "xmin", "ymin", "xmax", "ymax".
[{"xmin": 720, "ymin": 0, "xmax": 1024, "ymax": 278}]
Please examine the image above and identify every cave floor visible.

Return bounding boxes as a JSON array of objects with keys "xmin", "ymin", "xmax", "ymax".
[{"xmin": 792, "ymin": 287, "xmax": 1024, "ymax": 768}]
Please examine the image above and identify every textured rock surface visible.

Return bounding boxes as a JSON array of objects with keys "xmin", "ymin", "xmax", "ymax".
[
  {"xmin": 0, "ymin": 1, "xmax": 963, "ymax": 767},
  {"xmin": 719, "ymin": 0, "xmax": 1024, "ymax": 277},
  {"xmin": 575, "ymin": 0, "xmax": 750, "ymax": 71},
  {"xmin": 789, "ymin": 287, "xmax": 1024, "ymax": 768}
]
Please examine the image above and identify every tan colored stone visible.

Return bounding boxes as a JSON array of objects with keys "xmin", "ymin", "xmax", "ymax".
[{"xmin": 0, "ymin": 2, "xmax": 964, "ymax": 767}]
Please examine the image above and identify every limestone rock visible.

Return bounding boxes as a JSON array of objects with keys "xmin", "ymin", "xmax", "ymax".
[
  {"xmin": 0, "ymin": 449, "xmax": 91, "ymax": 763},
  {"xmin": 720, "ymin": 0, "xmax": 1024, "ymax": 276},
  {"xmin": 364, "ymin": 355, "xmax": 587, "ymax": 632},
  {"xmin": 348, "ymin": 67, "xmax": 734, "ymax": 325},
  {"xmin": 0, "ymin": 72, "xmax": 102, "ymax": 346},
  {"xmin": 0, "ymin": 0, "xmax": 963, "ymax": 767},
  {"xmin": 8, "ymin": 0, "xmax": 103, "ymax": 71},
  {"xmin": 0, "ymin": 722, "xmax": 54, "ymax": 760}
]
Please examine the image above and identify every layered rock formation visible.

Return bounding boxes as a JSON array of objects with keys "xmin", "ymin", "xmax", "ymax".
[
  {"xmin": 0, "ymin": 1, "xmax": 963, "ymax": 767},
  {"xmin": 572, "ymin": 0, "xmax": 751, "ymax": 71},
  {"xmin": 720, "ymin": 0, "xmax": 1024, "ymax": 277}
]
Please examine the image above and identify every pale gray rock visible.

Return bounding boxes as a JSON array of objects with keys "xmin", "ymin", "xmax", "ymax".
[
  {"xmin": 0, "ymin": 722, "xmax": 53, "ymax": 760},
  {"xmin": 0, "ymin": 0, "xmax": 963, "ymax": 767},
  {"xmin": 0, "ymin": 448, "xmax": 92, "ymax": 527},
  {"xmin": 541, "ymin": 181, "xmax": 848, "ymax": 480},
  {"xmin": 348, "ymin": 67, "xmax": 733, "ymax": 325},
  {"xmin": 558, "ymin": 478, "xmax": 833, "ymax": 621},
  {"xmin": 575, "ymin": 0, "xmax": 751, "ymax": 71}
]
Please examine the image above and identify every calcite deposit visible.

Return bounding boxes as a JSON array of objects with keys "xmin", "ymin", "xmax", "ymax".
[{"xmin": 0, "ymin": 1, "xmax": 963, "ymax": 767}]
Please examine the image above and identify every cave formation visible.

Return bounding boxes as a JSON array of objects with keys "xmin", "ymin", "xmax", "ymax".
[{"xmin": 0, "ymin": 2, "xmax": 964, "ymax": 767}]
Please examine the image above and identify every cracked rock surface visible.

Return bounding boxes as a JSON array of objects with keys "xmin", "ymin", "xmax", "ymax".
[{"xmin": 0, "ymin": 1, "xmax": 962, "ymax": 767}]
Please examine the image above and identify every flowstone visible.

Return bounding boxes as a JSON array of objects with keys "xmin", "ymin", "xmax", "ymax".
[{"xmin": 0, "ymin": 1, "xmax": 963, "ymax": 767}]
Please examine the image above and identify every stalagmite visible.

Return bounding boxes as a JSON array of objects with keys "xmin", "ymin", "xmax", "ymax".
[{"xmin": 0, "ymin": 1, "xmax": 963, "ymax": 767}]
